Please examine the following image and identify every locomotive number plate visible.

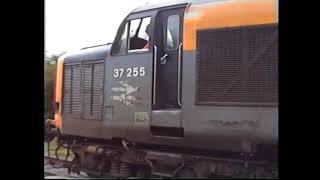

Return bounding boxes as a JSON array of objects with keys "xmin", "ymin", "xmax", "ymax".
[{"xmin": 113, "ymin": 67, "xmax": 145, "ymax": 78}]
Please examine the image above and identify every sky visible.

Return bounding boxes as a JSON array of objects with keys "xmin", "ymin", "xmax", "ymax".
[{"xmin": 45, "ymin": 0, "xmax": 167, "ymax": 55}]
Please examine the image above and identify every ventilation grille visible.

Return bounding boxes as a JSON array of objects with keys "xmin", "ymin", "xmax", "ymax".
[
  {"xmin": 63, "ymin": 61, "xmax": 104, "ymax": 119},
  {"xmin": 63, "ymin": 64, "xmax": 81, "ymax": 117},
  {"xmin": 83, "ymin": 63, "xmax": 104, "ymax": 119},
  {"xmin": 196, "ymin": 24, "xmax": 278, "ymax": 106}
]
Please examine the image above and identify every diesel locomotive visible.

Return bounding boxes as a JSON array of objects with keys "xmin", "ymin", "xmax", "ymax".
[{"xmin": 45, "ymin": 0, "xmax": 278, "ymax": 178}]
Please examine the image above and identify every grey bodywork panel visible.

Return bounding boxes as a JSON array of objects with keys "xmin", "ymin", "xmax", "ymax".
[
  {"xmin": 181, "ymin": 51, "xmax": 278, "ymax": 144},
  {"xmin": 64, "ymin": 44, "xmax": 111, "ymax": 63},
  {"xmin": 62, "ymin": 50, "xmax": 278, "ymax": 152},
  {"xmin": 150, "ymin": 110, "xmax": 181, "ymax": 127},
  {"xmin": 103, "ymin": 52, "xmax": 153, "ymax": 139}
]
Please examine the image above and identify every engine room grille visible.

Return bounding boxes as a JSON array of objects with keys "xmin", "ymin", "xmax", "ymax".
[
  {"xmin": 196, "ymin": 24, "xmax": 278, "ymax": 106},
  {"xmin": 63, "ymin": 61, "xmax": 104, "ymax": 119},
  {"xmin": 83, "ymin": 63, "xmax": 104, "ymax": 119},
  {"xmin": 63, "ymin": 64, "xmax": 81, "ymax": 117}
]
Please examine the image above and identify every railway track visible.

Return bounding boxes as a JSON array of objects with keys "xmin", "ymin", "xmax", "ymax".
[
  {"xmin": 44, "ymin": 156, "xmax": 142, "ymax": 179},
  {"xmin": 45, "ymin": 156, "xmax": 69, "ymax": 166},
  {"xmin": 44, "ymin": 140, "xmax": 277, "ymax": 179},
  {"xmin": 44, "ymin": 156, "xmax": 165, "ymax": 179},
  {"xmin": 44, "ymin": 156, "xmax": 87, "ymax": 178}
]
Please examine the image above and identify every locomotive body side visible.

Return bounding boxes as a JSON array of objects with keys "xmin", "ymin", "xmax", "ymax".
[
  {"xmin": 46, "ymin": 0, "xmax": 279, "ymax": 178},
  {"xmin": 180, "ymin": 0, "xmax": 278, "ymax": 152},
  {"xmin": 53, "ymin": 0, "xmax": 278, "ymax": 155}
]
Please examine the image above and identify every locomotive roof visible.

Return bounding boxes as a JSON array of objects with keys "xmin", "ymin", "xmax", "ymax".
[
  {"xmin": 131, "ymin": 0, "xmax": 226, "ymax": 13},
  {"xmin": 64, "ymin": 43, "xmax": 112, "ymax": 62}
]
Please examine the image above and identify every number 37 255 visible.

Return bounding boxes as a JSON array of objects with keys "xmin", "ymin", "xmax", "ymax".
[{"xmin": 113, "ymin": 67, "xmax": 145, "ymax": 78}]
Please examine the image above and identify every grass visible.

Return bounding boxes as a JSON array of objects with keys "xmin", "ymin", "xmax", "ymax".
[{"xmin": 44, "ymin": 138, "xmax": 74, "ymax": 161}]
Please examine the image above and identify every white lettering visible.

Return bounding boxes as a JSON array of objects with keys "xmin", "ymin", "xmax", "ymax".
[{"xmin": 113, "ymin": 67, "xmax": 146, "ymax": 78}]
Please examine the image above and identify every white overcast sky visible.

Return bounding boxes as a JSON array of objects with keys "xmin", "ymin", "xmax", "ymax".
[{"xmin": 45, "ymin": 0, "xmax": 167, "ymax": 55}]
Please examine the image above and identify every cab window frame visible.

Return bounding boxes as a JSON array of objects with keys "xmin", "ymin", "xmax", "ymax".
[
  {"xmin": 127, "ymin": 17, "xmax": 151, "ymax": 53},
  {"xmin": 110, "ymin": 11, "xmax": 156, "ymax": 57}
]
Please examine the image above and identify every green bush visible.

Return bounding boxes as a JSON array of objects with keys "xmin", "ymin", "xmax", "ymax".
[{"xmin": 44, "ymin": 52, "xmax": 65, "ymax": 120}]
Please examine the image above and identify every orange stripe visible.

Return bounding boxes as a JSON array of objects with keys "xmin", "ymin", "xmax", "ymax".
[
  {"xmin": 53, "ymin": 55, "xmax": 65, "ymax": 129},
  {"xmin": 183, "ymin": 0, "xmax": 278, "ymax": 51}
]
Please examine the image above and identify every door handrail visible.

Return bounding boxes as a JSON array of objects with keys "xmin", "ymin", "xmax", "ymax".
[
  {"xmin": 152, "ymin": 45, "xmax": 158, "ymax": 105},
  {"xmin": 177, "ymin": 43, "xmax": 182, "ymax": 106}
]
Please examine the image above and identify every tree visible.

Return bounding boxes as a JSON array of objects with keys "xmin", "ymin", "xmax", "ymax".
[{"xmin": 44, "ymin": 51, "xmax": 65, "ymax": 120}]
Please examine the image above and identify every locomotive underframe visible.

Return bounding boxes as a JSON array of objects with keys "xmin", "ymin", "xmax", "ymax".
[{"xmin": 46, "ymin": 132, "xmax": 277, "ymax": 179}]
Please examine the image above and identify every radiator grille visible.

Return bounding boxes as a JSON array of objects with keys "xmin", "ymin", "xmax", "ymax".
[
  {"xmin": 63, "ymin": 61, "xmax": 104, "ymax": 119},
  {"xmin": 63, "ymin": 64, "xmax": 81, "ymax": 117},
  {"xmin": 196, "ymin": 24, "xmax": 278, "ymax": 105},
  {"xmin": 83, "ymin": 63, "xmax": 104, "ymax": 119}
]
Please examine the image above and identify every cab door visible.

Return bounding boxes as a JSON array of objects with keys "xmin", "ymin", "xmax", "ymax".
[
  {"xmin": 149, "ymin": 6, "xmax": 186, "ymax": 137},
  {"xmin": 104, "ymin": 11, "xmax": 156, "ymax": 138},
  {"xmin": 152, "ymin": 7, "xmax": 185, "ymax": 110}
]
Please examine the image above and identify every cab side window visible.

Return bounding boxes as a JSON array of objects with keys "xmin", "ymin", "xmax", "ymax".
[
  {"xmin": 129, "ymin": 17, "xmax": 151, "ymax": 51},
  {"xmin": 166, "ymin": 15, "xmax": 180, "ymax": 50},
  {"xmin": 112, "ymin": 17, "xmax": 151, "ymax": 55}
]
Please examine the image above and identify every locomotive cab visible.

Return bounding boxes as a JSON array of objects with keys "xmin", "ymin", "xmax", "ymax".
[{"xmin": 107, "ymin": 3, "xmax": 186, "ymax": 138}]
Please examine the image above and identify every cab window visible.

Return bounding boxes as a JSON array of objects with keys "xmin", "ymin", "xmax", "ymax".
[
  {"xmin": 112, "ymin": 17, "xmax": 151, "ymax": 55},
  {"xmin": 129, "ymin": 17, "xmax": 151, "ymax": 51},
  {"xmin": 166, "ymin": 15, "xmax": 180, "ymax": 50}
]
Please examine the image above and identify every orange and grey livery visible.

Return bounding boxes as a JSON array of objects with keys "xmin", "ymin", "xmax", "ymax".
[
  {"xmin": 48, "ymin": 0, "xmax": 278, "ymax": 178},
  {"xmin": 53, "ymin": 0, "xmax": 278, "ymax": 130},
  {"xmin": 183, "ymin": 0, "xmax": 278, "ymax": 50}
]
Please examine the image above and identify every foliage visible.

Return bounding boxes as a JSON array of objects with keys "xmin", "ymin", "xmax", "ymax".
[{"xmin": 44, "ymin": 51, "xmax": 65, "ymax": 120}]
